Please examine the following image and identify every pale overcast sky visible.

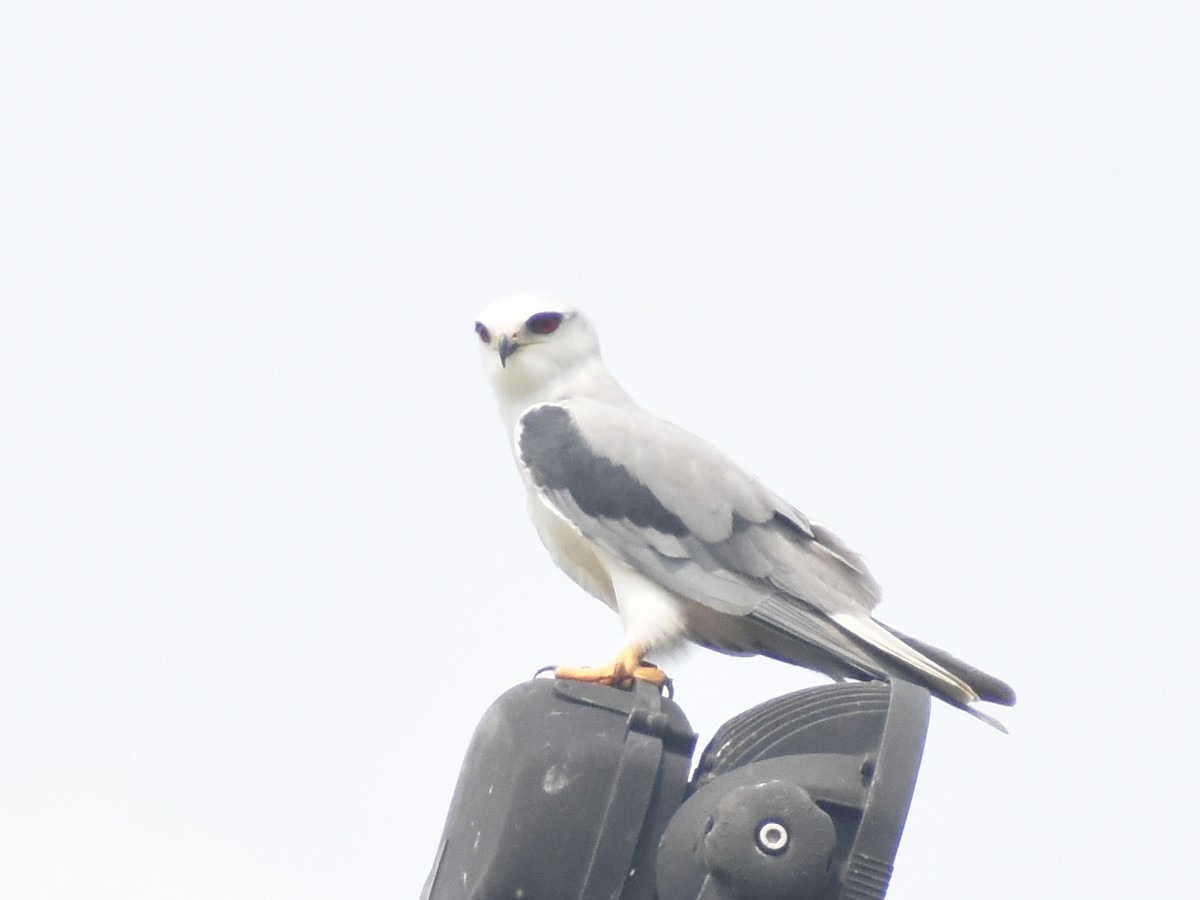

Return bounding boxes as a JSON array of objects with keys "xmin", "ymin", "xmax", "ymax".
[{"xmin": 2, "ymin": 4, "xmax": 1196, "ymax": 898}]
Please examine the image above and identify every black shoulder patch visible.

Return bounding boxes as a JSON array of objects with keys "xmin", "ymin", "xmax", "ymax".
[{"xmin": 519, "ymin": 405, "xmax": 688, "ymax": 536}]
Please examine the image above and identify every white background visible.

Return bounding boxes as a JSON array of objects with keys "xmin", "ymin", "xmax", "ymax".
[{"xmin": 3, "ymin": 4, "xmax": 1196, "ymax": 898}]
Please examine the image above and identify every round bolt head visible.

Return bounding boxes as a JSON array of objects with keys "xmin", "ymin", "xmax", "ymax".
[{"xmin": 756, "ymin": 820, "xmax": 789, "ymax": 855}]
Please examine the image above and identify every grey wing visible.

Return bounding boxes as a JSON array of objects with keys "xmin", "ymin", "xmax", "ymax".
[{"xmin": 515, "ymin": 401, "xmax": 892, "ymax": 673}]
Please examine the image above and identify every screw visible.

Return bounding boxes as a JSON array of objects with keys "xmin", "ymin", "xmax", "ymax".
[{"xmin": 756, "ymin": 819, "xmax": 788, "ymax": 855}]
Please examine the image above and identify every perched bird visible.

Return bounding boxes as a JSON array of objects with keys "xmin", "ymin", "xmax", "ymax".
[{"xmin": 474, "ymin": 292, "xmax": 1015, "ymax": 725}]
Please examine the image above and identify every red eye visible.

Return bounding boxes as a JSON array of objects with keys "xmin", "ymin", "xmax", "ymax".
[
  {"xmin": 526, "ymin": 312, "xmax": 563, "ymax": 335},
  {"xmin": 474, "ymin": 321, "xmax": 491, "ymax": 342}
]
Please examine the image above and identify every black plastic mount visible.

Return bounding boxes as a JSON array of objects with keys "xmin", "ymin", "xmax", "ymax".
[{"xmin": 422, "ymin": 677, "xmax": 929, "ymax": 900}]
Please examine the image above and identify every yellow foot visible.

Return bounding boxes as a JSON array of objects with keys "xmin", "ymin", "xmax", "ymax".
[{"xmin": 549, "ymin": 646, "xmax": 671, "ymax": 690}]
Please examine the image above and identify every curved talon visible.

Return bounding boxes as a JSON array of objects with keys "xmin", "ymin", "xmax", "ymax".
[{"xmin": 627, "ymin": 661, "xmax": 673, "ymax": 696}]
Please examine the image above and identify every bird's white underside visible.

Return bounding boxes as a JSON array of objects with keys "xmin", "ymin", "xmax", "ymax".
[{"xmin": 529, "ymin": 491, "xmax": 689, "ymax": 654}]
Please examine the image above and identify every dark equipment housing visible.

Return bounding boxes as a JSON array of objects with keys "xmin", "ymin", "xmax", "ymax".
[{"xmin": 422, "ymin": 677, "xmax": 929, "ymax": 900}]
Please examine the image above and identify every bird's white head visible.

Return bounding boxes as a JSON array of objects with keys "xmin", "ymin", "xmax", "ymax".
[{"xmin": 474, "ymin": 293, "xmax": 621, "ymax": 421}]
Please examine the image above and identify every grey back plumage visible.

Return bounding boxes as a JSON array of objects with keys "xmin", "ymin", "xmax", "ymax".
[{"xmin": 518, "ymin": 400, "xmax": 891, "ymax": 649}]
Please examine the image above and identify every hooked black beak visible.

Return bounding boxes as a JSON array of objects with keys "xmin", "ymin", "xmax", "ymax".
[{"xmin": 498, "ymin": 334, "xmax": 520, "ymax": 368}]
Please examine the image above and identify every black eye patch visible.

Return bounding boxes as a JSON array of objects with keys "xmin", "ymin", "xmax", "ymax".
[{"xmin": 474, "ymin": 321, "xmax": 491, "ymax": 342}]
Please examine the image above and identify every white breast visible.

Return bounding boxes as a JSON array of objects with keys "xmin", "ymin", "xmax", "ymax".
[{"xmin": 526, "ymin": 491, "xmax": 688, "ymax": 653}]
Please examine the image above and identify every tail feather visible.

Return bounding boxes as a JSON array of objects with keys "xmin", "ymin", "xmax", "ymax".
[
  {"xmin": 882, "ymin": 624, "xmax": 1017, "ymax": 707},
  {"xmin": 831, "ymin": 612, "xmax": 981, "ymax": 706}
]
